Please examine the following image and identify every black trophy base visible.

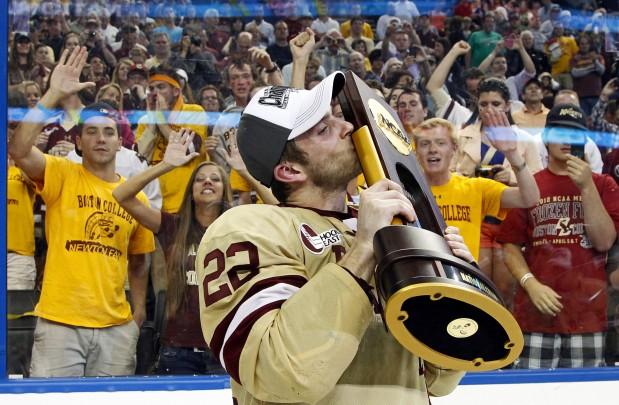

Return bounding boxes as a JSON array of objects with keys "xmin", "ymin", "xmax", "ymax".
[{"xmin": 374, "ymin": 226, "xmax": 523, "ymax": 371}]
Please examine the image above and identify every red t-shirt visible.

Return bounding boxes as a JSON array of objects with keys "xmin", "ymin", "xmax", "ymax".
[
  {"xmin": 497, "ymin": 169, "xmax": 619, "ymax": 333},
  {"xmin": 158, "ymin": 212, "xmax": 207, "ymax": 348}
]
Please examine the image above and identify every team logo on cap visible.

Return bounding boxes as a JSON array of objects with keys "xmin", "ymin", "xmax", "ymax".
[
  {"xmin": 558, "ymin": 107, "xmax": 582, "ymax": 120},
  {"xmin": 368, "ymin": 99, "xmax": 412, "ymax": 155},
  {"xmin": 299, "ymin": 223, "xmax": 343, "ymax": 255},
  {"xmin": 258, "ymin": 86, "xmax": 291, "ymax": 109}
]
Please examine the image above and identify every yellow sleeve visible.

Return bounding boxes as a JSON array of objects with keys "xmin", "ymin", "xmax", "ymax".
[
  {"xmin": 363, "ymin": 23, "xmax": 374, "ymax": 40},
  {"xmin": 128, "ymin": 191, "xmax": 156, "ymax": 255},
  {"xmin": 340, "ymin": 21, "xmax": 350, "ymax": 37},
  {"xmin": 478, "ymin": 178, "xmax": 508, "ymax": 220},
  {"xmin": 35, "ymin": 155, "xmax": 73, "ymax": 205},
  {"xmin": 134, "ymin": 122, "xmax": 146, "ymax": 142}
]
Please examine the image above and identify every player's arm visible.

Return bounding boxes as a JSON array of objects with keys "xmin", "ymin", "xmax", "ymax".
[
  {"xmin": 9, "ymin": 47, "xmax": 94, "ymax": 182},
  {"xmin": 424, "ymin": 363, "xmax": 465, "ymax": 397},
  {"xmin": 198, "ymin": 217, "xmax": 374, "ymax": 403}
]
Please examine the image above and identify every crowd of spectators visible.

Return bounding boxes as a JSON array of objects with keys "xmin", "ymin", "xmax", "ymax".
[{"xmin": 6, "ymin": 0, "xmax": 619, "ymax": 378}]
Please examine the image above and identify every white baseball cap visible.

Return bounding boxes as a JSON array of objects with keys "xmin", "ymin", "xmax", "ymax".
[{"xmin": 237, "ymin": 71, "xmax": 346, "ymax": 187}]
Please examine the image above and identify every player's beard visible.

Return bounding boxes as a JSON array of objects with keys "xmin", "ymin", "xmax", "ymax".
[{"xmin": 306, "ymin": 147, "xmax": 362, "ymax": 193}]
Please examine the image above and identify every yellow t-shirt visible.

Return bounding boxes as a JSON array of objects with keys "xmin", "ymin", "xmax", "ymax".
[
  {"xmin": 7, "ymin": 166, "xmax": 35, "ymax": 256},
  {"xmin": 34, "ymin": 156, "xmax": 155, "ymax": 327},
  {"xmin": 340, "ymin": 20, "xmax": 374, "ymax": 40},
  {"xmin": 431, "ymin": 174, "xmax": 507, "ymax": 260},
  {"xmin": 546, "ymin": 36, "xmax": 579, "ymax": 75},
  {"xmin": 135, "ymin": 103, "xmax": 208, "ymax": 213}
]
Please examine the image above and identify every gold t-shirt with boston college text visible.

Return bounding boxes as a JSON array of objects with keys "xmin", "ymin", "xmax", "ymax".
[
  {"xmin": 34, "ymin": 156, "xmax": 155, "ymax": 328},
  {"xmin": 431, "ymin": 174, "xmax": 507, "ymax": 260}
]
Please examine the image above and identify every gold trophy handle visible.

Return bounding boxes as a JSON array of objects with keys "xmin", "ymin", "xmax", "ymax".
[{"xmin": 352, "ymin": 125, "xmax": 404, "ymax": 225}]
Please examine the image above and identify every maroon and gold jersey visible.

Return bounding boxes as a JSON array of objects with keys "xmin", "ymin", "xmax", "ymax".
[{"xmin": 197, "ymin": 204, "xmax": 464, "ymax": 405}]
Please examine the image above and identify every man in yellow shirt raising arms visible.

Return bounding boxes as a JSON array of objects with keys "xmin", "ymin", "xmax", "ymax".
[
  {"xmin": 8, "ymin": 46, "xmax": 155, "ymax": 377},
  {"xmin": 135, "ymin": 65, "xmax": 208, "ymax": 213}
]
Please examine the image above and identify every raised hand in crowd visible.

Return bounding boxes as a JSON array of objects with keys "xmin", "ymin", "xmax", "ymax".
[
  {"xmin": 482, "ymin": 108, "xmax": 520, "ymax": 185},
  {"xmin": 426, "ymin": 41, "xmax": 470, "ymax": 94},
  {"xmin": 290, "ymin": 28, "xmax": 316, "ymax": 89},
  {"xmin": 162, "ymin": 129, "xmax": 200, "ymax": 167},
  {"xmin": 131, "ymin": 82, "xmax": 147, "ymax": 101},
  {"xmin": 203, "ymin": 135, "xmax": 223, "ymax": 157},
  {"xmin": 599, "ymin": 78, "xmax": 618, "ymax": 102},
  {"xmin": 290, "ymin": 28, "xmax": 315, "ymax": 65},
  {"xmin": 9, "ymin": 46, "xmax": 94, "ymax": 182},
  {"xmin": 451, "ymin": 40, "xmax": 471, "ymax": 57},
  {"xmin": 220, "ymin": 128, "xmax": 246, "ymax": 174},
  {"xmin": 250, "ymin": 46, "xmax": 283, "ymax": 85},
  {"xmin": 250, "ymin": 47, "xmax": 276, "ymax": 70},
  {"xmin": 47, "ymin": 46, "xmax": 95, "ymax": 102},
  {"xmin": 481, "ymin": 108, "xmax": 518, "ymax": 155}
]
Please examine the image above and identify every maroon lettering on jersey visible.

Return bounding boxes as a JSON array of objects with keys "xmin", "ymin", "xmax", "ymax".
[{"xmin": 202, "ymin": 241, "xmax": 260, "ymax": 307}]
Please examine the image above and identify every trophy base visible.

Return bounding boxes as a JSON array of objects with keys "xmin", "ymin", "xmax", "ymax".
[
  {"xmin": 384, "ymin": 281, "xmax": 523, "ymax": 371},
  {"xmin": 374, "ymin": 226, "xmax": 523, "ymax": 371}
]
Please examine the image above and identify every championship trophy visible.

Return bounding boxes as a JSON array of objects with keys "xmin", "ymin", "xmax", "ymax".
[{"xmin": 338, "ymin": 71, "xmax": 523, "ymax": 371}]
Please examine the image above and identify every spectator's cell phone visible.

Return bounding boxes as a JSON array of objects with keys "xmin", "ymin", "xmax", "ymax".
[
  {"xmin": 571, "ymin": 143, "xmax": 585, "ymax": 160},
  {"xmin": 475, "ymin": 165, "xmax": 501, "ymax": 179}
]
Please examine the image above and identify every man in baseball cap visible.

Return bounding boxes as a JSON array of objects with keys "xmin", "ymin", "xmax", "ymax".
[
  {"xmin": 8, "ymin": 46, "xmax": 153, "ymax": 377},
  {"xmin": 542, "ymin": 103, "xmax": 588, "ymax": 151},
  {"xmin": 75, "ymin": 101, "xmax": 121, "ymax": 157},
  {"xmin": 196, "ymin": 71, "xmax": 473, "ymax": 404},
  {"xmin": 237, "ymin": 71, "xmax": 347, "ymax": 189},
  {"xmin": 497, "ymin": 102, "xmax": 619, "ymax": 369}
]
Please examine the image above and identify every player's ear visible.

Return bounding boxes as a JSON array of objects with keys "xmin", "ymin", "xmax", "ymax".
[{"xmin": 273, "ymin": 161, "xmax": 306, "ymax": 184}]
